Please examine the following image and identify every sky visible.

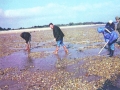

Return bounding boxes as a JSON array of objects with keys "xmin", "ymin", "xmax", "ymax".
[{"xmin": 0, "ymin": 0, "xmax": 120, "ymax": 29}]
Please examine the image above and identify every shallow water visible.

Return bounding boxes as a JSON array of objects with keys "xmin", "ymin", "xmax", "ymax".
[
  {"xmin": 0, "ymin": 42, "xmax": 96, "ymax": 67},
  {"xmin": 1, "ymin": 41, "xmax": 119, "ymax": 71},
  {"xmin": 1, "ymin": 40, "xmax": 120, "ymax": 89},
  {"xmin": 1, "ymin": 25, "xmax": 120, "ymax": 89}
]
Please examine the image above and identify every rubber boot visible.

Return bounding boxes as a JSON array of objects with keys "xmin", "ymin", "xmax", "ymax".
[
  {"xmin": 109, "ymin": 50, "xmax": 114, "ymax": 57},
  {"xmin": 63, "ymin": 46, "xmax": 68, "ymax": 54},
  {"xmin": 107, "ymin": 49, "xmax": 111, "ymax": 55},
  {"xmin": 107, "ymin": 46, "xmax": 110, "ymax": 52},
  {"xmin": 54, "ymin": 47, "xmax": 59, "ymax": 54}
]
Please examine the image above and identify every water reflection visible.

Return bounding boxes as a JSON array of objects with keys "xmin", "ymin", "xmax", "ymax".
[
  {"xmin": 20, "ymin": 55, "xmax": 34, "ymax": 71},
  {"xmin": 55, "ymin": 54, "xmax": 68, "ymax": 70},
  {"xmin": 26, "ymin": 56, "xmax": 34, "ymax": 66}
]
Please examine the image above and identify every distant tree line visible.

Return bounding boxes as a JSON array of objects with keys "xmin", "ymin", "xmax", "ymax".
[
  {"xmin": 0, "ymin": 27, "xmax": 12, "ymax": 31},
  {"xmin": 0, "ymin": 21, "xmax": 105, "ymax": 31}
]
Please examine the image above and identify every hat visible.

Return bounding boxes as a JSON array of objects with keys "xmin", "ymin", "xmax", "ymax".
[
  {"xmin": 97, "ymin": 27, "xmax": 105, "ymax": 33},
  {"xmin": 115, "ymin": 16, "xmax": 120, "ymax": 20},
  {"xmin": 108, "ymin": 20, "xmax": 112, "ymax": 24}
]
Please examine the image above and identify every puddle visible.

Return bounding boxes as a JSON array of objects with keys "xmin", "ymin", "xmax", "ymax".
[
  {"xmin": 0, "ymin": 42, "xmax": 97, "ymax": 70},
  {"xmin": 0, "ymin": 41, "xmax": 119, "ymax": 71}
]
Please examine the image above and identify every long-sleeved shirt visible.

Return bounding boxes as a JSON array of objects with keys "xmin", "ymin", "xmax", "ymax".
[
  {"xmin": 53, "ymin": 25, "xmax": 64, "ymax": 41},
  {"xmin": 116, "ymin": 22, "xmax": 120, "ymax": 34}
]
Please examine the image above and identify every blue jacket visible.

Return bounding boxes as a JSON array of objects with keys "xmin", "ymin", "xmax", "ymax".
[{"xmin": 97, "ymin": 27, "xmax": 118, "ymax": 43}]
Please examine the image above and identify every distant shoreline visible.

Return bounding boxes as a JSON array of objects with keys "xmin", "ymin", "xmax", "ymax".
[{"xmin": 0, "ymin": 24, "xmax": 105, "ymax": 34}]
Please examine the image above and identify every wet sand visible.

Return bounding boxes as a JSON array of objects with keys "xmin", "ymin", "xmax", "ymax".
[{"xmin": 0, "ymin": 25, "xmax": 120, "ymax": 90}]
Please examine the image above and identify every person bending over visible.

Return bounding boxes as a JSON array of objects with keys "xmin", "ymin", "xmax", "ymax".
[
  {"xmin": 97, "ymin": 27, "xmax": 118, "ymax": 57},
  {"xmin": 20, "ymin": 32, "xmax": 31, "ymax": 51}
]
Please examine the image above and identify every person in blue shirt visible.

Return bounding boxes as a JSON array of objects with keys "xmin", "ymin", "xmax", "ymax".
[{"xmin": 97, "ymin": 26, "xmax": 118, "ymax": 57}]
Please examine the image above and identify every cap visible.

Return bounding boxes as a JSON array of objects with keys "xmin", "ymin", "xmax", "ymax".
[{"xmin": 108, "ymin": 20, "xmax": 112, "ymax": 24}]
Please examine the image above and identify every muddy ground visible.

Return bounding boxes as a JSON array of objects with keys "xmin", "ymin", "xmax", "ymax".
[{"xmin": 0, "ymin": 25, "xmax": 120, "ymax": 90}]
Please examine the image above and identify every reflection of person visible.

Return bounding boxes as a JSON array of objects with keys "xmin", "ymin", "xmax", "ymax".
[
  {"xmin": 20, "ymin": 32, "xmax": 31, "ymax": 51},
  {"xmin": 115, "ymin": 16, "xmax": 120, "ymax": 34},
  {"xmin": 97, "ymin": 27, "xmax": 118, "ymax": 57},
  {"xmin": 55, "ymin": 54, "xmax": 67, "ymax": 69},
  {"xmin": 49, "ymin": 23, "xmax": 68, "ymax": 54}
]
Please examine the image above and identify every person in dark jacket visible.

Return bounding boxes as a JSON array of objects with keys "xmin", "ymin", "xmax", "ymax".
[
  {"xmin": 104, "ymin": 20, "xmax": 115, "ymax": 49},
  {"xmin": 20, "ymin": 32, "xmax": 31, "ymax": 51},
  {"xmin": 49, "ymin": 23, "xmax": 68, "ymax": 54},
  {"xmin": 115, "ymin": 16, "xmax": 120, "ymax": 34},
  {"xmin": 115, "ymin": 16, "xmax": 120, "ymax": 45},
  {"xmin": 97, "ymin": 27, "xmax": 118, "ymax": 57},
  {"xmin": 105, "ymin": 20, "xmax": 115, "ymax": 31}
]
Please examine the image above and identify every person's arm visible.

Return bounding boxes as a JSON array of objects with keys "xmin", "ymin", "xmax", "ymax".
[
  {"xmin": 109, "ymin": 33, "xmax": 113, "ymax": 40},
  {"xmin": 53, "ymin": 27, "xmax": 60, "ymax": 40},
  {"xmin": 117, "ymin": 23, "xmax": 120, "ymax": 31},
  {"xmin": 112, "ymin": 23, "xmax": 115, "ymax": 30}
]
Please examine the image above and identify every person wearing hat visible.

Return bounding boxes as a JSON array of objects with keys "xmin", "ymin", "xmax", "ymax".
[
  {"xmin": 49, "ymin": 23, "xmax": 68, "ymax": 54},
  {"xmin": 97, "ymin": 27, "xmax": 118, "ymax": 57},
  {"xmin": 20, "ymin": 32, "xmax": 31, "ymax": 52},
  {"xmin": 105, "ymin": 20, "xmax": 115, "ymax": 31},
  {"xmin": 104, "ymin": 20, "xmax": 115, "ymax": 49}
]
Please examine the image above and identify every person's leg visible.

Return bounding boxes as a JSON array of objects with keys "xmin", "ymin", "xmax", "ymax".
[
  {"xmin": 28, "ymin": 36, "xmax": 31, "ymax": 49},
  {"xmin": 105, "ymin": 39, "xmax": 109, "ymax": 49},
  {"xmin": 63, "ymin": 45, "xmax": 68, "ymax": 53},
  {"xmin": 109, "ymin": 43, "xmax": 115, "ymax": 57},
  {"xmin": 28, "ymin": 42, "xmax": 31, "ymax": 49},
  {"xmin": 25, "ymin": 39, "xmax": 30, "ymax": 51},
  {"xmin": 25, "ymin": 43, "xmax": 30, "ymax": 51},
  {"xmin": 108, "ymin": 39, "xmax": 117, "ymax": 57},
  {"xmin": 54, "ymin": 41, "xmax": 60, "ymax": 54},
  {"xmin": 25, "ymin": 35, "xmax": 31, "ymax": 51},
  {"xmin": 107, "ymin": 45, "xmax": 111, "ymax": 55},
  {"xmin": 60, "ymin": 39, "xmax": 68, "ymax": 53}
]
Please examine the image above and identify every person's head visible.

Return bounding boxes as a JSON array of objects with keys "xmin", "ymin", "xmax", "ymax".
[
  {"xmin": 49, "ymin": 23, "xmax": 54, "ymax": 29},
  {"xmin": 97, "ymin": 27, "xmax": 105, "ymax": 33},
  {"xmin": 115, "ymin": 16, "xmax": 120, "ymax": 22},
  {"xmin": 108, "ymin": 20, "xmax": 113, "ymax": 24}
]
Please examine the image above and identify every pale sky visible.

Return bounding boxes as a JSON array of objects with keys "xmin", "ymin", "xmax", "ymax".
[{"xmin": 0, "ymin": 0, "xmax": 120, "ymax": 29}]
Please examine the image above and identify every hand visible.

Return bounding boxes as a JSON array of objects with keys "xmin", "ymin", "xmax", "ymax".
[{"xmin": 54, "ymin": 38, "xmax": 56, "ymax": 41}]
